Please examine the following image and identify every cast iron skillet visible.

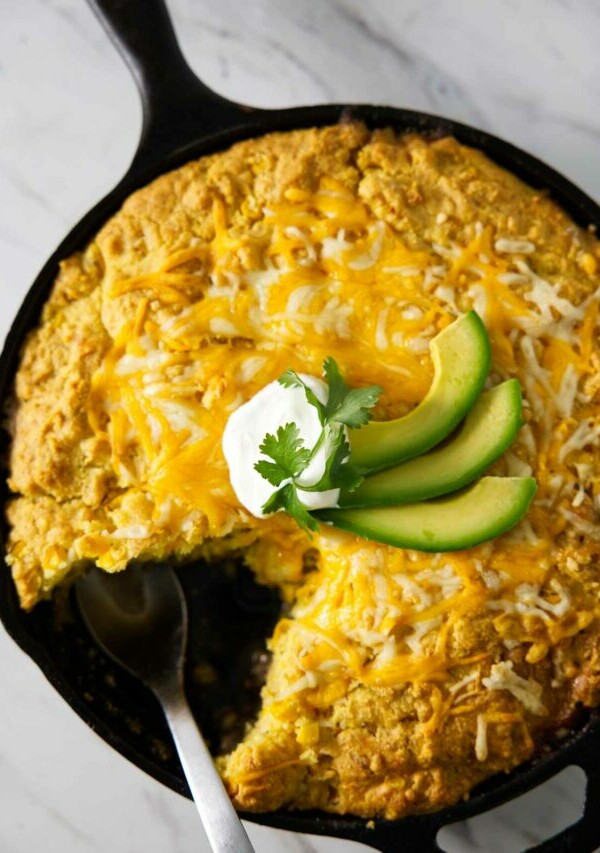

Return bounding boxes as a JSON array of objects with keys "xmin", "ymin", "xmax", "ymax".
[{"xmin": 1, "ymin": 1, "xmax": 600, "ymax": 850}]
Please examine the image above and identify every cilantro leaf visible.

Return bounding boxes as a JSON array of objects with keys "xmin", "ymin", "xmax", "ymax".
[
  {"xmin": 302, "ymin": 427, "xmax": 364, "ymax": 493},
  {"xmin": 330, "ymin": 385, "xmax": 383, "ymax": 428},
  {"xmin": 262, "ymin": 483, "xmax": 319, "ymax": 533},
  {"xmin": 278, "ymin": 370, "xmax": 324, "ymax": 423},
  {"xmin": 254, "ymin": 423, "xmax": 311, "ymax": 486},
  {"xmin": 322, "ymin": 357, "xmax": 349, "ymax": 420},
  {"xmin": 255, "ymin": 358, "xmax": 382, "ymax": 533},
  {"xmin": 261, "ymin": 484, "xmax": 291, "ymax": 514},
  {"xmin": 326, "ymin": 433, "xmax": 364, "ymax": 491},
  {"xmin": 322, "ymin": 357, "xmax": 382, "ymax": 428},
  {"xmin": 253, "ymin": 460, "xmax": 290, "ymax": 487}
]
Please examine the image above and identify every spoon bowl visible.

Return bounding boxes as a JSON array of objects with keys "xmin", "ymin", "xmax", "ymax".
[
  {"xmin": 77, "ymin": 563, "xmax": 187, "ymax": 688},
  {"xmin": 77, "ymin": 564, "xmax": 255, "ymax": 853}
]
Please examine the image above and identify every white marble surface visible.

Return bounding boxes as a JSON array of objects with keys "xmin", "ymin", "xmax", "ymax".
[{"xmin": 1, "ymin": 1, "xmax": 599, "ymax": 850}]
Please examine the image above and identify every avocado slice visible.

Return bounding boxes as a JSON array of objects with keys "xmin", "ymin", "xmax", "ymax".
[
  {"xmin": 350, "ymin": 311, "xmax": 491, "ymax": 473},
  {"xmin": 315, "ymin": 476, "xmax": 536, "ymax": 552},
  {"xmin": 340, "ymin": 380, "xmax": 522, "ymax": 507}
]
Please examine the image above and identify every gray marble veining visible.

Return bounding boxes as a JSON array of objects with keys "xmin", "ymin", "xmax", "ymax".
[{"xmin": 1, "ymin": 1, "xmax": 599, "ymax": 850}]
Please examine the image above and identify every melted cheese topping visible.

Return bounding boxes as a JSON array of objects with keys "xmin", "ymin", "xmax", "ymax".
[{"xmin": 85, "ymin": 176, "xmax": 600, "ymax": 749}]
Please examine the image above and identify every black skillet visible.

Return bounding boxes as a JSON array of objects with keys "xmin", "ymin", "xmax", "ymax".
[{"xmin": 1, "ymin": 1, "xmax": 600, "ymax": 851}]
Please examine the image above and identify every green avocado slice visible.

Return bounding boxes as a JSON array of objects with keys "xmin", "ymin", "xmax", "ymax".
[
  {"xmin": 350, "ymin": 311, "xmax": 491, "ymax": 474},
  {"xmin": 315, "ymin": 476, "xmax": 536, "ymax": 552},
  {"xmin": 340, "ymin": 380, "xmax": 522, "ymax": 507}
]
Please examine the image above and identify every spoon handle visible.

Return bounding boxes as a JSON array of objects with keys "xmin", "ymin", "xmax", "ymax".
[{"xmin": 155, "ymin": 683, "xmax": 256, "ymax": 853}]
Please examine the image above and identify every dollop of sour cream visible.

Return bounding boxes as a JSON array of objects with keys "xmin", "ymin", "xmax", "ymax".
[{"xmin": 222, "ymin": 375, "xmax": 343, "ymax": 518}]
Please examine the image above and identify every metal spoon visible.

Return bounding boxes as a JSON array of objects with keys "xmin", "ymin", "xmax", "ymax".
[{"xmin": 76, "ymin": 564, "xmax": 256, "ymax": 853}]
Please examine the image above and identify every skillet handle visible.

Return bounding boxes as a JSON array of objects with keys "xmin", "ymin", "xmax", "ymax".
[
  {"xmin": 86, "ymin": 0, "xmax": 256, "ymax": 178},
  {"xmin": 521, "ymin": 759, "xmax": 600, "ymax": 853}
]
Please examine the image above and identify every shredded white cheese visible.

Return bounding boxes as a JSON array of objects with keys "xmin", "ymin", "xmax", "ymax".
[
  {"xmin": 559, "ymin": 418, "xmax": 600, "ymax": 463},
  {"xmin": 475, "ymin": 714, "xmax": 488, "ymax": 761},
  {"xmin": 482, "ymin": 661, "xmax": 547, "ymax": 715},
  {"xmin": 494, "ymin": 238, "xmax": 536, "ymax": 254},
  {"xmin": 111, "ymin": 524, "xmax": 151, "ymax": 540}
]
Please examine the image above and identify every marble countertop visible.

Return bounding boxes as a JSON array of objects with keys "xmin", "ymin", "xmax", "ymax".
[{"xmin": 1, "ymin": 1, "xmax": 599, "ymax": 850}]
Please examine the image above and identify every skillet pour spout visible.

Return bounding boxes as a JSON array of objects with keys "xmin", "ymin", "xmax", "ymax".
[{"xmin": 2, "ymin": 0, "xmax": 600, "ymax": 850}]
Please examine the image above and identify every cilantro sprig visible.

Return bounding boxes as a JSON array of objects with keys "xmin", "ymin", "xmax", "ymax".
[
  {"xmin": 254, "ymin": 360, "xmax": 382, "ymax": 532},
  {"xmin": 279, "ymin": 358, "xmax": 382, "ymax": 429}
]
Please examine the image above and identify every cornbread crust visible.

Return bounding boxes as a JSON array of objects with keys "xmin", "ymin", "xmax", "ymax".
[
  {"xmin": 7, "ymin": 123, "xmax": 372, "ymax": 607},
  {"xmin": 7, "ymin": 124, "xmax": 600, "ymax": 819}
]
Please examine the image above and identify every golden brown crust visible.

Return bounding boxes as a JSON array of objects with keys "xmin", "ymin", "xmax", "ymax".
[
  {"xmin": 356, "ymin": 131, "xmax": 600, "ymax": 307},
  {"xmin": 221, "ymin": 612, "xmax": 600, "ymax": 819},
  {"xmin": 9, "ymin": 288, "xmax": 112, "ymax": 503},
  {"xmin": 7, "ymin": 124, "xmax": 372, "ymax": 605},
  {"xmin": 5, "ymin": 495, "xmax": 104, "ymax": 608}
]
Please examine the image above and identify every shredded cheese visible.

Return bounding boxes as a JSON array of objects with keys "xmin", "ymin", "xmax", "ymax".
[
  {"xmin": 482, "ymin": 662, "xmax": 547, "ymax": 715},
  {"xmin": 475, "ymin": 714, "xmax": 488, "ymax": 761},
  {"xmin": 82, "ymin": 174, "xmax": 600, "ymax": 755},
  {"xmin": 494, "ymin": 238, "xmax": 536, "ymax": 255}
]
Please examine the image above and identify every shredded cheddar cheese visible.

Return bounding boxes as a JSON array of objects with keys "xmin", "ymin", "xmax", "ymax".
[
  {"xmin": 9, "ymin": 126, "xmax": 600, "ymax": 820},
  {"xmin": 83, "ymin": 177, "xmax": 600, "ymax": 720}
]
